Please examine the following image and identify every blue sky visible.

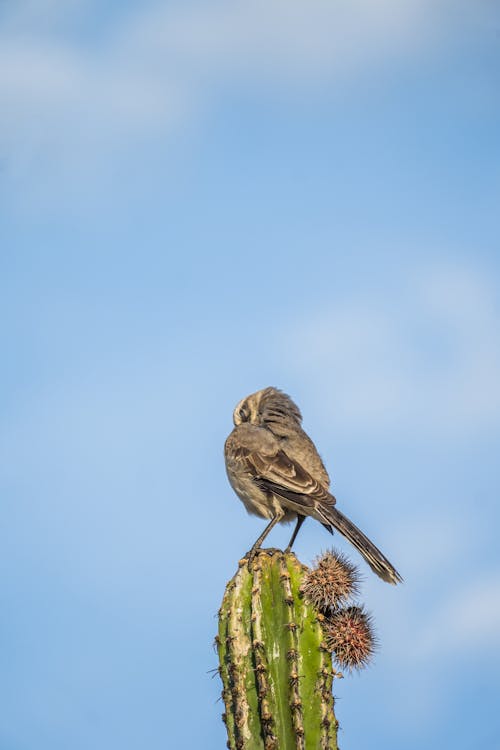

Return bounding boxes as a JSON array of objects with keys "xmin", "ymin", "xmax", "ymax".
[{"xmin": 1, "ymin": 2, "xmax": 499, "ymax": 749}]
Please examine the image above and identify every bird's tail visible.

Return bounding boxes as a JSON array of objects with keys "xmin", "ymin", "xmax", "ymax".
[{"xmin": 322, "ymin": 505, "xmax": 402, "ymax": 585}]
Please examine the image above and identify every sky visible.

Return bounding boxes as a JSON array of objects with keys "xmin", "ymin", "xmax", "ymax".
[{"xmin": 1, "ymin": 1, "xmax": 499, "ymax": 748}]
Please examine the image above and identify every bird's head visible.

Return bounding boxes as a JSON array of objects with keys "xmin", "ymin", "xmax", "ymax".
[{"xmin": 232, "ymin": 387, "xmax": 302, "ymax": 432}]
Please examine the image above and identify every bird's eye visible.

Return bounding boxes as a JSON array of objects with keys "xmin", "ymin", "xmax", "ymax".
[{"xmin": 239, "ymin": 408, "xmax": 248, "ymax": 422}]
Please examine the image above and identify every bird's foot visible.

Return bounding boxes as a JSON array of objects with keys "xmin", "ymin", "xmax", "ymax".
[
  {"xmin": 240, "ymin": 547, "xmax": 292, "ymax": 569},
  {"xmin": 239, "ymin": 546, "xmax": 260, "ymax": 570}
]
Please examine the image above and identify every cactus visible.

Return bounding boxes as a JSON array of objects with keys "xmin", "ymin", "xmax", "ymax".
[{"xmin": 217, "ymin": 549, "xmax": 339, "ymax": 750}]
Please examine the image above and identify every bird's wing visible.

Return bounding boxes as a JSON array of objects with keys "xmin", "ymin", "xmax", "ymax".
[{"xmin": 238, "ymin": 443, "xmax": 335, "ymax": 510}]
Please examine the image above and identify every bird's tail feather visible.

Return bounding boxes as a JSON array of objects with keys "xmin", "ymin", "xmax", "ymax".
[{"xmin": 320, "ymin": 505, "xmax": 402, "ymax": 585}]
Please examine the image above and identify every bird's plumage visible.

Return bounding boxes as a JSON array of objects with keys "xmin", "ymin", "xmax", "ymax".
[{"xmin": 225, "ymin": 387, "xmax": 402, "ymax": 585}]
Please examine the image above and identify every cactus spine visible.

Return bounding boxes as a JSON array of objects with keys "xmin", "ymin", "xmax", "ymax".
[{"xmin": 217, "ymin": 550, "xmax": 339, "ymax": 750}]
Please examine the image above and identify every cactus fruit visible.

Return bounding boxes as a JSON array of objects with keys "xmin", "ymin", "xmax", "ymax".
[
  {"xmin": 322, "ymin": 606, "xmax": 376, "ymax": 671},
  {"xmin": 302, "ymin": 551, "xmax": 376, "ymax": 672},
  {"xmin": 217, "ymin": 550, "xmax": 339, "ymax": 750},
  {"xmin": 301, "ymin": 550, "xmax": 360, "ymax": 612}
]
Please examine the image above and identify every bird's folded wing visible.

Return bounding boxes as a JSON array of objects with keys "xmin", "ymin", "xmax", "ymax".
[{"xmin": 242, "ymin": 447, "xmax": 334, "ymax": 508}]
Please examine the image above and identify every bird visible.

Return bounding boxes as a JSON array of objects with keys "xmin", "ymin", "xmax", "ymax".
[{"xmin": 224, "ymin": 387, "xmax": 402, "ymax": 584}]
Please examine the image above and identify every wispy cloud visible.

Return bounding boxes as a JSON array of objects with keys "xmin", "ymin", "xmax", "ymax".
[
  {"xmin": 0, "ymin": 0, "xmax": 477, "ymax": 172},
  {"xmin": 417, "ymin": 572, "xmax": 500, "ymax": 658},
  {"xmin": 283, "ymin": 264, "xmax": 500, "ymax": 438}
]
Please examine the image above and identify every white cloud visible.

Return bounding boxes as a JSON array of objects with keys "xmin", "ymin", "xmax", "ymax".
[
  {"xmin": 0, "ymin": 36, "xmax": 188, "ymax": 175},
  {"xmin": 120, "ymin": 0, "xmax": 439, "ymax": 82},
  {"xmin": 417, "ymin": 573, "xmax": 500, "ymax": 658},
  {"xmin": 284, "ymin": 264, "xmax": 500, "ymax": 437},
  {"xmin": 0, "ymin": 0, "xmax": 477, "ymax": 171},
  {"xmin": 388, "ymin": 514, "xmax": 473, "ymax": 578}
]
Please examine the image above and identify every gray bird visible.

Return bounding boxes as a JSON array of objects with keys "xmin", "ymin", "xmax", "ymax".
[{"xmin": 224, "ymin": 387, "xmax": 402, "ymax": 584}]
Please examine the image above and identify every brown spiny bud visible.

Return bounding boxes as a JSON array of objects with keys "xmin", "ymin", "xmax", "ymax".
[
  {"xmin": 302, "ymin": 549, "xmax": 360, "ymax": 611},
  {"xmin": 322, "ymin": 605, "xmax": 376, "ymax": 671}
]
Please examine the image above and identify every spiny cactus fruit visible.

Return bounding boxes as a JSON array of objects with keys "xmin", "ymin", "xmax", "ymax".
[
  {"xmin": 322, "ymin": 606, "xmax": 376, "ymax": 672},
  {"xmin": 217, "ymin": 550, "xmax": 339, "ymax": 750},
  {"xmin": 301, "ymin": 550, "xmax": 376, "ymax": 672},
  {"xmin": 301, "ymin": 550, "xmax": 360, "ymax": 612}
]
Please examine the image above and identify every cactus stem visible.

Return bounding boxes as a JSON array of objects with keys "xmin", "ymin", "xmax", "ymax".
[
  {"xmin": 279, "ymin": 555, "xmax": 305, "ymax": 750},
  {"xmin": 218, "ymin": 551, "xmax": 338, "ymax": 749},
  {"xmin": 251, "ymin": 564, "xmax": 278, "ymax": 749}
]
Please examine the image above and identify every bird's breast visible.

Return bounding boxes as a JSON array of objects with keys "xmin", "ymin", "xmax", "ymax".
[{"xmin": 225, "ymin": 454, "xmax": 274, "ymax": 519}]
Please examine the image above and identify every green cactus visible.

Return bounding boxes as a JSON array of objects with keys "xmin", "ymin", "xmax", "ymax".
[{"xmin": 217, "ymin": 549, "xmax": 339, "ymax": 750}]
